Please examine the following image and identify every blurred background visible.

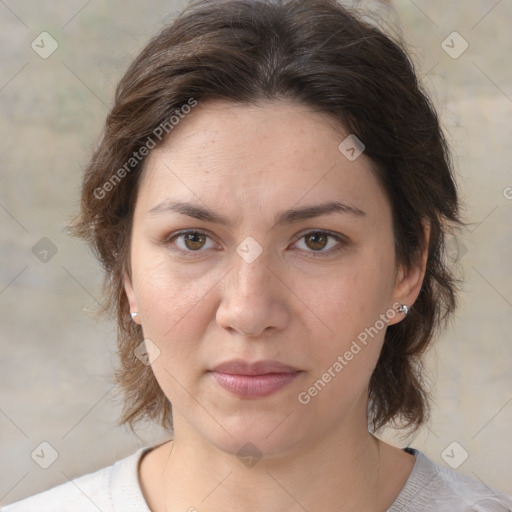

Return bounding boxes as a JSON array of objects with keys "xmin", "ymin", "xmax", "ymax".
[{"xmin": 1, "ymin": 0, "xmax": 511, "ymax": 505}]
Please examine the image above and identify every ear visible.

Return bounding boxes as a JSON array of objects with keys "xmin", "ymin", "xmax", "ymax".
[
  {"xmin": 124, "ymin": 271, "xmax": 141, "ymax": 325},
  {"xmin": 388, "ymin": 220, "xmax": 430, "ymax": 326}
]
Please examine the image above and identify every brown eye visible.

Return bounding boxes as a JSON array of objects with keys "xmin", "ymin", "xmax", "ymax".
[
  {"xmin": 182, "ymin": 232, "xmax": 207, "ymax": 250},
  {"xmin": 167, "ymin": 230, "xmax": 216, "ymax": 254},
  {"xmin": 304, "ymin": 232, "xmax": 328, "ymax": 251},
  {"xmin": 293, "ymin": 230, "xmax": 344, "ymax": 257}
]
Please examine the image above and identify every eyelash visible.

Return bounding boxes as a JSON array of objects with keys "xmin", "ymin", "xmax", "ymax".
[{"xmin": 162, "ymin": 229, "xmax": 346, "ymax": 258}]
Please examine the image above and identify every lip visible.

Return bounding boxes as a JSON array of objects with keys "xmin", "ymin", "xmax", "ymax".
[
  {"xmin": 209, "ymin": 359, "xmax": 303, "ymax": 398},
  {"xmin": 211, "ymin": 359, "xmax": 300, "ymax": 375}
]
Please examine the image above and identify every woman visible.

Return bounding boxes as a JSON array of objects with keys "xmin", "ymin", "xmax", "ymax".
[{"xmin": 3, "ymin": 0, "xmax": 511, "ymax": 510}]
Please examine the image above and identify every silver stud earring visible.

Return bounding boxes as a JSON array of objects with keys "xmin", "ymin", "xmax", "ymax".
[
  {"xmin": 398, "ymin": 304, "xmax": 409, "ymax": 316},
  {"xmin": 130, "ymin": 312, "xmax": 139, "ymax": 319}
]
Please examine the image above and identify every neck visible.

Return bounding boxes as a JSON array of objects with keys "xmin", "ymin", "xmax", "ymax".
[{"xmin": 154, "ymin": 416, "xmax": 392, "ymax": 512}]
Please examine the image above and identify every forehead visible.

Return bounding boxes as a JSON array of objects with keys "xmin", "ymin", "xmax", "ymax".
[{"xmin": 136, "ymin": 99, "xmax": 390, "ymax": 225}]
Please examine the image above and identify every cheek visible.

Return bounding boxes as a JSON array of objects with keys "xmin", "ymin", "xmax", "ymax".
[
  {"xmin": 297, "ymin": 283, "xmax": 387, "ymax": 418},
  {"xmin": 134, "ymin": 251, "xmax": 215, "ymax": 334},
  {"xmin": 303, "ymin": 250, "xmax": 393, "ymax": 379},
  {"xmin": 312, "ymin": 252, "xmax": 392, "ymax": 333},
  {"xmin": 133, "ymin": 255, "xmax": 216, "ymax": 399}
]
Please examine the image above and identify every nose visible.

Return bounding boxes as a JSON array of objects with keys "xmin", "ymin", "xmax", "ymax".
[{"xmin": 215, "ymin": 250, "xmax": 290, "ymax": 338}]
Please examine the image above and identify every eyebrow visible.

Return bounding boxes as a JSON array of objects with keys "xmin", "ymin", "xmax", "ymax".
[{"xmin": 147, "ymin": 199, "xmax": 366, "ymax": 227}]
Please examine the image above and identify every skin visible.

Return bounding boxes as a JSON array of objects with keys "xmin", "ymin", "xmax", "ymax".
[{"xmin": 124, "ymin": 99, "xmax": 430, "ymax": 512}]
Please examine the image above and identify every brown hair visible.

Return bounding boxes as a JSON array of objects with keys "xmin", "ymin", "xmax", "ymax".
[{"xmin": 69, "ymin": 0, "xmax": 466, "ymax": 435}]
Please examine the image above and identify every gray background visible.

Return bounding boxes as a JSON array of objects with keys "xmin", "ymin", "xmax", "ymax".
[{"xmin": 1, "ymin": 0, "xmax": 511, "ymax": 505}]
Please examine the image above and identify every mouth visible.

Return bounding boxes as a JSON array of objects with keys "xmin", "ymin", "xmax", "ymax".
[
  {"xmin": 211, "ymin": 358, "xmax": 301, "ymax": 375},
  {"xmin": 209, "ymin": 359, "xmax": 303, "ymax": 398}
]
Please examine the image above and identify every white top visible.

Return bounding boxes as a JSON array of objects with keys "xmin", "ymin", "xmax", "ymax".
[{"xmin": 2, "ymin": 447, "xmax": 511, "ymax": 511}]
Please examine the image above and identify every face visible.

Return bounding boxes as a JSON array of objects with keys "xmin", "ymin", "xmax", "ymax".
[{"xmin": 124, "ymin": 99, "xmax": 426, "ymax": 457}]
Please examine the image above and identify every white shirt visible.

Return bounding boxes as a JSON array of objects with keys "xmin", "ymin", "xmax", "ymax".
[{"xmin": 2, "ymin": 447, "xmax": 511, "ymax": 511}]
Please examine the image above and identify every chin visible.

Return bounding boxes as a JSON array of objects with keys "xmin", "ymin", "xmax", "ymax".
[{"xmin": 196, "ymin": 411, "xmax": 310, "ymax": 462}]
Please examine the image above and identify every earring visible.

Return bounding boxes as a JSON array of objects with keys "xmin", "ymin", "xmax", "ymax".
[
  {"xmin": 398, "ymin": 304, "xmax": 409, "ymax": 316},
  {"xmin": 130, "ymin": 312, "xmax": 139, "ymax": 319}
]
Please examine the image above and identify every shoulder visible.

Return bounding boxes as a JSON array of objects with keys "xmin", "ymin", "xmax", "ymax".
[
  {"xmin": 388, "ymin": 448, "xmax": 512, "ymax": 512},
  {"xmin": 1, "ymin": 447, "xmax": 152, "ymax": 512}
]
